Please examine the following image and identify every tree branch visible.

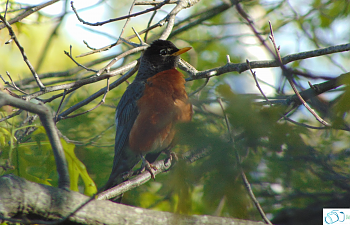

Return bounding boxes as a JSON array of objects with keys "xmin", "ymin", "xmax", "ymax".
[
  {"xmin": 0, "ymin": 92, "xmax": 69, "ymax": 189},
  {"xmin": 0, "ymin": 14, "xmax": 45, "ymax": 90},
  {"xmin": 0, "ymin": 0, "xmax": 60, "ymax": 30},
  {"xmin": 0, "ymin": 174, "xmax": 264, "ymax": 225},
  {"xmin": 182, "ymin": 42, "xmax": 350, "ymax": 80},
  {"xmin": 71, "ymin": 0, "xmax": 170, "ymax": 26}
]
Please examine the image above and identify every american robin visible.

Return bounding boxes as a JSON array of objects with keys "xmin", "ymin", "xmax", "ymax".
[{"xmin": 102, "ymin": 39, "xmax": 192, "ymax": 202}]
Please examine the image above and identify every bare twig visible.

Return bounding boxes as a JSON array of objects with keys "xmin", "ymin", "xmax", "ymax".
[
  {"xmin": 55, "ymin": 62, "xmax": 139, "ymax": 121},
  {"xmin": 235, "ymin": 3, "xmax": 331, "ymax": 127},
  {"xmin": 54, "ymin": 89, "xmax": 68, "ymax": 122},
  {"xmin": 144, "ymin": 10, "xmax": 158, "ymax": 42},
  {"xmin": 0, "ymin": 14, "xmax": 45, "ymax": 90},
  {"xmin": 71, "ymin": 0, "xmax": 170, "ymax": 26},
  {"xmin": 0, "ymin": 72, "xmax": 28, "ymax": 95},
  {"xmin": 64, "ymin": 45, "xmax": 98, "ymax": 73},
  {"xmin": 247, "ymin": 59, "xmax": 337, "ymax": 130},
  {"xmin": 25, "ymin": 60, "xmax": 137, "ymax": 101},
  {"xmin": 159, "ymin": 0, "xmax": 193, "ymax": 40},
  {"xmin": 35, "ymin": 1, "xmax": 69, "ymax": 72},
  {"xmin": 17, "ymin": 54, "xmax": 118, "ymax": 86},
  {"xmin": 0, "ymin": 0, "xmax": 61, "ymax": 30},
  {"xmin": 246, "ymin": 59, "xmax": 272, "ymax": 106},
  {"xmin": 268, "ymin": 22, "xmax": 330, "ymax": 127},
  {"xmin": 77, "ymin": 19, "xmax": 166, "ymax": 57},
  {"xmin": 96, "ymin": 45, "xmax": 146, "ymax": 76},
  {"xmin": 169, "ymin": 0, "xmax": 234, "ymax": 38},
  {"xmin": 217, "ymin": 98, "xmax": 272, "ymax": 225},
  {"xmin": 132, "ymin": 27, "xmax": 144, "ymax": 45},
  {"xmin": 4, "ymin": 0, "xmax": 10, "ymax": 19},
  {"xmin": 135, "ymin": 0, "xmax": 177, "ymax": 5},
  {"xmin": 0, "ymin": 109, "xmax": 23, "ymax": 123},
  {"xmin": 189, "ymin": 78, "xmax": 209, "ymax": 97},
  {"xmin": 59, "ymin": 78, "xmax": 110, "ymax": 120},
  {"xmin": 77, "ymin": 0, "xmax": 137, "ymax": 58},
  {"xmin": 183, "ymin": 43, "xmax": 350, "ymax": 81}
]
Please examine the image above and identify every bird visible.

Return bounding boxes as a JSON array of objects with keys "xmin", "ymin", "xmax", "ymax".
[{"xmin": 102, "ymin": 39, "xmax": 193, "ymax": 202}]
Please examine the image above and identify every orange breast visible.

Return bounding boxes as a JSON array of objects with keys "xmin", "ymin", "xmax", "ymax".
[{"xmin": 129, "ymin": 69, "xmax": 192, "ymax": 154}]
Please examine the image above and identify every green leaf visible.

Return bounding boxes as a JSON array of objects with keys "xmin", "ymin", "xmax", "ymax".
[{"xmin": 61, "ymin": 138, "xmax": 97, "ymax": 196}]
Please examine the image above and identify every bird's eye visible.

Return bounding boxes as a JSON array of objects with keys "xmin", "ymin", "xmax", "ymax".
[{"xmin": 159, "ymin": 49, "xmax": 167, "ymax": 55}]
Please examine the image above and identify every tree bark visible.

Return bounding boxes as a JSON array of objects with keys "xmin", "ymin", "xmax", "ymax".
[{"xmin": 0, "ymin": 175, "xmax": 265, "ymax": 225}]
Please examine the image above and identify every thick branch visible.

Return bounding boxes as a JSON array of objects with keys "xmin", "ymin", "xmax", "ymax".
[
  {"xmin": 0, "ymin": 175, "xmax": 264, "ymax": 225},
  {"xmin": 0, "ymin": 92, "xmax": 69, "ymax": 189}
]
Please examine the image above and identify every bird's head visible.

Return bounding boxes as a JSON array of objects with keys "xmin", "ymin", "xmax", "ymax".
[{"xmin": 136, "ymin": 40, "xmax": 191, "ymax": 80}]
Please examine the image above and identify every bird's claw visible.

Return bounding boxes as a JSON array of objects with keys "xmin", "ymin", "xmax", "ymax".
[
  {"xmin": 165, "ymin": 150, "xmax": 178, "ymax": 167},
  {"xmin": 141, "ymin": 156, "xmax": 157, "ymax": 180}
]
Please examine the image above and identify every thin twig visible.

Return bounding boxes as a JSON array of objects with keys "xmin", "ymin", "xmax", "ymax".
[
  {"xmin": 217, "ymin": 98, "xmax": 273, "ymax": 225},
  {"xmin": 283, "ymin": 116, "xmax": 330, "ymax": 130},
  {"xmin": 235, "ymin": 3, "xmax": 331, "ymax": 127},
  {"xmin": 55, "ymin": 62, "xmax": 139, "ymax": 121},
  {"xmin": 25, "ymin": 60, "xmax": 137, "ymax": 101},
  {"xmin": 144, "ymin": 10, "xmax": 157, "ymax": 42},
  {"xmin": 247, "ymin": 59, "xmax": 335, "ymax": 131},
  {"xmin": 246, "ymin": 60, "xmax": 272, "ymax": 106},
  {"xmin": 268, "ymin": 21, "xmax": 330, "ymax": 127},
  {"xmin": 0, "ymin": 14, "xmax": 45, "ymax": 90},
  {"xmin": 54, "ymin": 89, "xmax": 68, "ymax": 122},
  {"xmin": 4, "ymin": 0, "xmax": 10, "ymax": 19},
  {"xmin": 96, "ymin": 46, "xmax": 146, "ymax": 76},
  {"xmin": 135, "ymin": 0, "xmax": 177, "ymax": 5},
  {"xmin": 169, "ymin": 1, "xmax": 234, "ymax": 39},
  {"xmin": 70, "ymin": 0, "xmax": 170, "ymax": 26},
  {"xmin": 189, "ymin": 78, "xmax": 209, "ymax": 97},
  {"xmin": 16, "ymin": 54, "xmax": 118, "ymax": 86},
  {"xmin": 77, "ymin": 19, "xmax": 166, "ymax": 57},
  {"xmin": 64, "ymin": 45, "xmax": 98, "ymax": 73},
  {"xmin": 159, "ymin": 0, "xmax": 186, "ymax": 40},
  {"xmin": 36, "ymin": 1, "xmax": 69, "ymax": 72},
  {"xmin": 0, "ymin": 72, "xmax": 28, "ymax": 95},
  {"xmin": 183, "ymin": 42, "xmax": 350, "ymax": 81},
  {"xmin": 78, "ymin": 0, "xmax": 137, "ymax": 58},
  {"xmin": 0, "ymin": 0, "xmax": 60, "ymax": 30},
  {"xmin": 59, "ymin": 78, "xmax": 110, "ymax": 120},
  {"xmin": 0, "ymin": 109, "xmax": 23, "ymax": 123},
  {"xmin": 132, "ymin": 27, "xmax": 144, "ymax": 45}
]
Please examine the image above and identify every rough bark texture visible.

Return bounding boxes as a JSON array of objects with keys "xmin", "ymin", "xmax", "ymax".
[{"xmin": 0, "ymin": 175, "xmax": 265, "ymax": 225}]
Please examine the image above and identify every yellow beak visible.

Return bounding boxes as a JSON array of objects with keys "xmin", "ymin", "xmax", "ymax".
[{"xmin": 171, "ymin": 47, "xmax": 192, "ymax": 56}]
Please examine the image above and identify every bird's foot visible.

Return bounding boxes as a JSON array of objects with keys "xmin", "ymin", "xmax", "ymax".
[
  {"xmin": 164, "ymin": 150, "xmax": 178, "ymax": 168},
  {"xmin": 140, "ymin": 155, "xmax": 157, "ymax": 180}
]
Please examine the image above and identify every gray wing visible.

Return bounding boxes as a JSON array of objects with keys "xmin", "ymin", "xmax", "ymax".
[{"xmin": 103, "ymin": 81, "xmax": 145, "ymax": 191}]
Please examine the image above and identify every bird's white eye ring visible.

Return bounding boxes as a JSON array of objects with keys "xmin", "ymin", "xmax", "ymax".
[{"xmin": 159, "ymin": 49, "xmax": 167, "ymax": 55}]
